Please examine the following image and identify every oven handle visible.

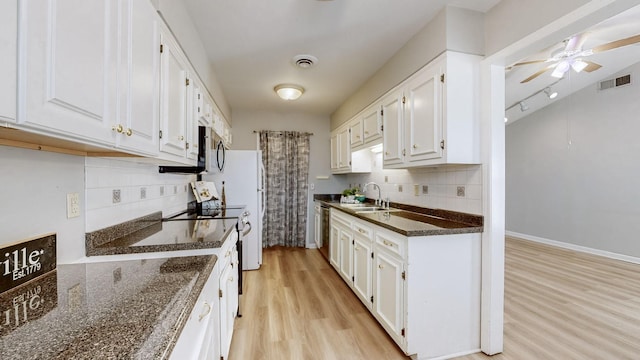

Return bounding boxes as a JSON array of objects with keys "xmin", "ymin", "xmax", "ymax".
[{"xmin": 242, "ymin": 221, "xmax": 252, "ymax": 236}]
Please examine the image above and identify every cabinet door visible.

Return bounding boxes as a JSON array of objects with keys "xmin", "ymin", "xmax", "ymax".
[
  {"xmin": 20, "ymin": 0, "xmax": 117, "ymax": 145},
  {"xmin": 381, "ymin": 90, "xmax": 404, "ymax": 166},
  {"xmin": 338, "ymin": 227, "xmax": 353, "ymax": 283},
  {"xmin": 373, "ymin": 250, "xmax": 404, "ymax": 346},
  {"xmin": 337, "ymin": 128, "xmax": 350, "ymax": 170},
  {"xmin": 353, "ymin": 235, "xmax": 373, "ymax": 309},
  {"xmin": 362, "ymin": 104, "xmax": 382, "ymax": 143},
  {"xmin": 116, "ymin": 0, "xmax": 159, "ymax": 156},
  {"xmin": 330, "ymin": 133, "xmax": 339, "ymax": 170},
  {"xmin": 349, "ymin": 119, "xmax": 363, "ymax": 147},
  {"xmin": 0, "ymin": 0, "xmax": 16, "ymax": 123},
  {"xmin": 405, "ymin": 64, "xmax": 443, "ymax": 162},
  {"xmin": 219, "ymin": 260, "xmax": 236, "ymax": 360},
  {"xmin": 185, "ymin": 75, "xmax": 200, "ymax": 161},
  {"xmin": 329, "ymin": 223, "xmax": 340, "ymax": 270},
  {"xmin": 159, "ymin": 27, "xmax": 188, "ymax": 158}
]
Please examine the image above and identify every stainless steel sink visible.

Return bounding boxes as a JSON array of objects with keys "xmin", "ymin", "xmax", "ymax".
[{"xmin": 339, "ymin": 203, "xmax": 400, "ymax": 213}]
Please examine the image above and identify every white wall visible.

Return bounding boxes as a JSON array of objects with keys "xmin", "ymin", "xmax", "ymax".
[
  {"xmin": 346, "ymin": 154, "xmax": 483, "ymax": 215},
  {"xmin": 0, "ymin": 146, "xmax": 86, "ymax": 263},
  {"xmin": 506, "ymin": 62, "xmax": 640, "ymax": 257},
  {"xmin": 85, "ymin": 158, "xmax": 194, "ymax": 232},
  {"xmin": 230, "ymin": 109, "xmax": 349, "ymax": 247}
]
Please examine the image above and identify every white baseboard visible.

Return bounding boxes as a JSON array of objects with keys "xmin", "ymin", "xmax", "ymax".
[{"xmin": 506, "ymin": 231, "xmax": 640, "ymax": 265}]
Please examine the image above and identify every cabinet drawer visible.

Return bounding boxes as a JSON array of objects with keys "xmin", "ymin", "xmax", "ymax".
[
  {"xmin": 352, "ymin": 220, "xmax": 372, "ymax": 239},
  {"xmin": 330, "ymin": 209, "xmax": 352, "ymax": 228},
  {"xmin": 375, "ymin": 229, "xmax": 406, "ymax": 258}
]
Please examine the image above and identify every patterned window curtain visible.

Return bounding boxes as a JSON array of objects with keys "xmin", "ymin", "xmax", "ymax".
[{"xmin": 259, "ymin": 131, "xmax": 311, "ymax": 248}]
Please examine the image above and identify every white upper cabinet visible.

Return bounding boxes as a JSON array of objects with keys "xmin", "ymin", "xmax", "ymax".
[
  {"xmin": 17, "ymin": 0, "xmax": 162, "ymax": 156},
  {"xmin": 404, "ymin": 60, "xmax": 442, "ymax": 163},
  {"xmin": 349, "ymin": 118, "xmax": 363, "ymax": 147},
  {"xmin": 0, "ymin": 0, "xmax": 17, "ymax": 123},
  {"xmin": 381, "ymin": 89, "xmax": 404, "ymax": 166},
  {"xmin": 159, "ymin": 25, "xmax": 191, "ymax": 161},
  {"xmin": 19, "ymin": 0, "xmax": 117, "ymax": 146},
  {"xmin": 116, "ymin": 0, "xmax": 160, "ymax": 156},
  {"xmin": 383, "ymin": 51, "xmax": 481, "ymax": 168},
  {"xmin": 362, "ymin": 103, "xmax": 382, "ymax": 144}
]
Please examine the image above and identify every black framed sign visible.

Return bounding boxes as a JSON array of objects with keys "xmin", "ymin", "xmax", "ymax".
[{"xmin": 1, "ymin": 234, "xmax": 56, "ymax": 294}]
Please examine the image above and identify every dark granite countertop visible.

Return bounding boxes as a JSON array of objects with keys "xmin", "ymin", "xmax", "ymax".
[
  {"xmin": 314, "ymin": 194, "xmax": 483, "ymax": 237},
  {"xmin": 0, "ymin": 254, "xmax": 217, "ymax": 359},
  {"xmin": 86, "ymin": 212, "xmax": 237, "ymax": 256}
]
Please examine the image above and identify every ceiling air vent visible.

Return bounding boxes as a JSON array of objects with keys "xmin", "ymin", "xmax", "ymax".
[
  {"xmin": 292, "ymin": 54, "xmax": 318, "ymax": 69},
  {"xmin": 599, "ymin": 74, "xmax": 631, "ymax": 91}
]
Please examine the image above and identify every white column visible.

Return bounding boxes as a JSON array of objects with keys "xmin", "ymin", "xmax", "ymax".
[{"xmin": 479, "ymin": 63, "xmax": 506, "ymax": 355}]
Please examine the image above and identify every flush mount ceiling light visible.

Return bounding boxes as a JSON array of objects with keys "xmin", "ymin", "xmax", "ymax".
[
  {"xmin": 274, "ymin": 84, "xmax": 304, "ymax": 101},
  {"xmin": 544, "ymin": 87, "xmax": 558, "ymax": 99}
]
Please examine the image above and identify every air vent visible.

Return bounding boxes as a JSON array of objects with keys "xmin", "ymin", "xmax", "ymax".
[
  {"xmin": 292, "ymin": 54, "xmax": 318, "ymax": 69},
  {"xmin": 599, "ymin": 74, "xmax": 631, "ymax": 91}
]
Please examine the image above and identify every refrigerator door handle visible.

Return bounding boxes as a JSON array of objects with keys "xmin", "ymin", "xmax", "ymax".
[{"xmin": 259, "ymin": 161, "xmax": 266, "ymax": 220}]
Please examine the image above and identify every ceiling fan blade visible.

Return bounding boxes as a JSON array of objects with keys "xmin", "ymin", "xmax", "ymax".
[
  {"xmin": 511, "ymin": 59, "xmax": 548, "ymax": 67},
  {"xmin": 591, "ymin": 34, "xmax": 640, "ymax": 53},
  {"xmin": 520, "ymin": 66, "xmax": 553, "ymax": 83},
  {"xmin": 582, "ymin": 61, "xmax": 602, "ymax": 72}
]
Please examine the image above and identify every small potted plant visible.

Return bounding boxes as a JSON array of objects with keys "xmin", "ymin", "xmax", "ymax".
[{"xmin": 341, "ymin": 187, "xmax": 358, "ymax": 203}]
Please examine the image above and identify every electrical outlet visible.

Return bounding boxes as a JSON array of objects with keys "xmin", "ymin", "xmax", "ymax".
[
  {"xmin": 160, "ymin": 186, "xmax": 164, "ymax": 196},
  {"xmin": 140, "ymin": 187, "xmax": 146, "ymax": 200},
  {"xmin": 310, "ymin": 183, "xmax": 315, "ymax": 190},
  {"xmin": 66, "ymin": 193, "xmax": 80, "ymax": 218},
  {"xmin": 113, "ymin": 189, "xmax": 121, "ymax": 203},
  {"xmin": 413, "ymin": 184, "xmax": 420, "ymax": 196},
  {"xmin": 422, "ymin": 185, "xmax": 429, "ymax": 194},
  {"xmin": 397, "ymin": 184, "xmax": 403, "ymax": 192},
  {"xmin": 457, "ymin": 186, "xmax": 466, "ymax": 197},
  {"xmin": 173, "ymin": 185, "xmax": 177, "ymax": 194},
  {"xmin": 384, "ymin": 176, "xmax": 389, "ymax": 183}
]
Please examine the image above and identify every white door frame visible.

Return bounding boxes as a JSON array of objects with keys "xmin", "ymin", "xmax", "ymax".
[{"xmin": 479, "ymin": 0, "xmax": 640, "ymax": 354}]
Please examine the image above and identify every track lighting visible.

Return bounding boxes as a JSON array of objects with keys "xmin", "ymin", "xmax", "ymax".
[
  {"xmin": 544, "ymin": 87, "xmax": 558, "ymax": 99},
  {"xmin": 519, "ymin": 101, "xmax": 529, "ymax": 112}
]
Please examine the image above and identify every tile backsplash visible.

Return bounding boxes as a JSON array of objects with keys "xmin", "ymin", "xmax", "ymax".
[
  {"xmin": 346, "ymin": 153, "xmax": 483, "ymax": 215},
  {"xmin": 85, "ymin": 158, "xmax": 195, "ymax": 232}
]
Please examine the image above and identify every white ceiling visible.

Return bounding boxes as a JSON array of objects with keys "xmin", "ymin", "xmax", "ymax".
[
  {"xmin": 182, "ymin": 0, "xmax": 501, "ymax": 116},
  {"xmin": 505, "ymin": 5, "xmax": 640, "ymax": 124}
]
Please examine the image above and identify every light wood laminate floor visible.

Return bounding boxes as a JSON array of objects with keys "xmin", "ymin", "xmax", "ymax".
[{"xmin": 229, "ymin": 238, "xmax": 640, "ymax": 360}]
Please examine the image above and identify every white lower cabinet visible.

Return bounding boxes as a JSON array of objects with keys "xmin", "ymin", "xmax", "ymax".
[
  {"xmin": 170, "ymin": 260, "xmax": 220, "ymax": 360},
  {"xmin": 218, "ymin": 231, "xmax": 239, "ymax": 360},
  {"xmin": 352, "ymin": 225, "xmax": 373, "ymax": 309},
  {"xmin": 329, "ymin": 208, "xmax": 481, "ymax": 360},
  {"xmin": 171, "ymin": 231, "xmax": 239, "ymax": 360}
]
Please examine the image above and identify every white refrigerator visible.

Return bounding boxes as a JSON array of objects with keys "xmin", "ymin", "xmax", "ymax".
[{"xmin": 206, "ymin": 150, "xmax": 265, "ymax": 270}]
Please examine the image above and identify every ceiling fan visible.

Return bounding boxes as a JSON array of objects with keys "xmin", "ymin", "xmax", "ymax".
[{"xmin": 512, "ymin": 32, "xmax": 640, "ymax": 83}]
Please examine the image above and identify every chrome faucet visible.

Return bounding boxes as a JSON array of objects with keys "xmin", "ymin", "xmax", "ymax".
[{"xmin": 363, "ymin": 182, "xmax": 382, "ymax": 206}]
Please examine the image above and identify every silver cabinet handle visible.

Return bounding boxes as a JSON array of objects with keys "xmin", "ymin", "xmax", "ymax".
[
  {"xmin": 378, "ymin": 264, "xmax": 384, "ymax": 269},
  {"xmin": 198, "ymin": 302, "xmax": 211, "ymax": 321}
]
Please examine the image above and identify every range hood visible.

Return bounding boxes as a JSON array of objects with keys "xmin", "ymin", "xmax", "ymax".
[{"xmin": 158, "ymin": 126, "xmax": 210, "ymax": 174}]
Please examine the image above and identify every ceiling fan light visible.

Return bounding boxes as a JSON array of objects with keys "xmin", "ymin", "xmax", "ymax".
[
  {"xmin": 544, "ymin": 87, "xmax": 558, "ymax": 99},
  {"xmin": 571, "ymin": 59, "xmax": 588, "ymax": 73},
  {"xmin": 274, "ymin": 84, "xmax": 304, "ymax": 100}
]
